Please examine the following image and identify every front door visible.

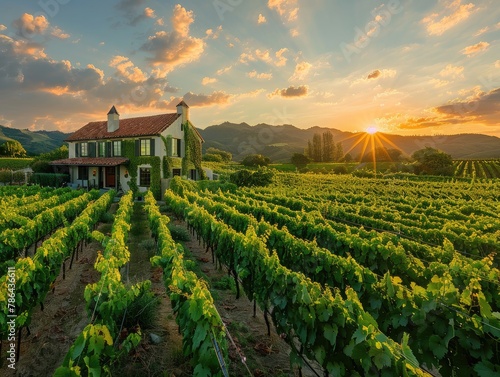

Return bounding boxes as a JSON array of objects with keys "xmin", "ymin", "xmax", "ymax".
[{"xmin": 106, "ymin": 167, "xmax": 115, "ymax": 187}]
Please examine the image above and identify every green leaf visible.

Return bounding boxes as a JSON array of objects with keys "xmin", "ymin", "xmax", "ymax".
[
  {"xmin": 193, "ymin": 323, "xmax": 208, "ymax": 350},
  {"xmin": 71, "ymin": 334, "xmax": 86, "ymax": 359},
  {"xmin": 428, "ymin": 335, "xmax": 447, "ymax": 359},
  {"xmin": 314, "ymin": 345, "xmax": 326, "ymax": 365},
  {"xmin": 373, "ymin": 351, "xmax": 392, "ymax": 369},
  {"xmin": 401, "ymin": 333, "xmax": 419, "ymax": 368},
  {"xmin": 324, "ymin": 324, "xmax": 337, "ymax": 347}
]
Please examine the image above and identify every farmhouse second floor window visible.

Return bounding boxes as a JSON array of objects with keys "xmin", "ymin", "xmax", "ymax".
[
  {"xmin": 172, "ymin": 138, "xmax": 181, "ymax": 157},
  {"xmin": 136, "ymin": 139, "xmax": 155, "ymax": 156},
  {"xmin": 98, "ymin": 142, "xmax": 106, "ymax": 157},
  {"xmin": 139, "ymin": 167, "xmax": 151, "ymax": 187},
  {"xmin": 80, "ymin": 142, "xmax": 88, "ymax": 157},
  {"xmin": 113, "ymin": 141, "xmax": 122, "ymax": 156}
]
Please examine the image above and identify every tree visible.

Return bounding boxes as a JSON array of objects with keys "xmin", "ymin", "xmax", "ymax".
[
  {"xmin": 290, "ymin": 153, "xmax": 311, "ymax": 169},
  {"xmin": 334, "ymin": 142, "xmax": 344, "ymax": 162},
  {"xmin": 412, "ymin": 147, "xmax": 454, "ymax": 176},
  {"xmin": 360, "ymin": 147, "xmax": 402, "ymax": 162},
  {"xmin": 230, "ymin": 168, "xmax": 274, "ymax": 187},
  {"xmin": 32, "ymin": 145, "xmax": 68, "ymax": 162},
  {"xmin": 0, "ymin": 140, "xmax": 27, "ymax": 157},
  {"xmin": 241, "ymin": 154, "xmax": 270, "ymax": 167},
  {"xmin": 322, "ymin": 131, "xmax": 334, "ymax": 162},
  {"xmin": 312, "ymin": 134, "xmax": 322, "ymax": 162},
  {"xmin": 204, "ymin": 147, "xmax": 232, "ymax": 162}
]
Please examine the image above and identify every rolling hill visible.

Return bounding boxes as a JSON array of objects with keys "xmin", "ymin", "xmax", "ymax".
[
  {"xmin": 199, "ymin": 122, "xmax": 500, "ymax": 162},
  {"xmin": 1, "ymin": 122, "xmax": 500, "ymax": 161},
  {"xmin": 0, "ymin": 125, "xmax": 68, "ymax": 156}
]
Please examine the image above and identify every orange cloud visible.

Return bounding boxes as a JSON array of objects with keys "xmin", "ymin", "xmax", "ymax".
[
  {"xmin": 201, "ymin": 76, "xmax": 217, "ymax": 85},
  {"xmin": 109, "ymin": 55, "xmax": 147, "ymax": 83},
  {"xmin": 216, "ymin": 65, "xmax": 232, "ymax": 75},
  {"xmin": 144, "ymin": 7, "xmax": 156, "ymax": 18},
  {"xmin": 461, "ymin": 41, "xmax": 489, "ymax": 57},
  {"xmin": 258, "ymin": 14, "xmax": 267, "ymax": 24},
  {"xmin": 439, "ymin": 64, "xmax": 464, "ymax": 79},
  {"xmin": 239, "ymin": 47, "xmax": 288, "ymax": 67},
  {"xmin": 268, "ymin": 85, "xmax": 308, "ymax": 98},
  {"xmin": 140, "ymin": 5, "xmax": 205, "ymax": 73},
  {"xmin": 13, "ymin": 13, "xmax": 49, "ymax": 36},
  {"xmin": 289, "ymin": 61, "xmax": 312, "ymax": 81},
  {"xmin": 247, "ymin": 70, "xmax": 272, "ymax": 80},
  {"xmin": 421, "ymin": 1, "xmax": 475, "ymax": 36}
]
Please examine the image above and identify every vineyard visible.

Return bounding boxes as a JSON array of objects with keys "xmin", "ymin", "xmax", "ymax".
[
  {"xmin": 453, "ymin": 159, "xmax": 500, "ymax": 179},
  {"xmin": 0, "ymin": 174, "xmax": 499, "ymax": 376}
]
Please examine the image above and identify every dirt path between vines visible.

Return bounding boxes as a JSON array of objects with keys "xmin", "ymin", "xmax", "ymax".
[{"xmin": 2, "ymin": 201, "xmax": 320, "ymax": 377}]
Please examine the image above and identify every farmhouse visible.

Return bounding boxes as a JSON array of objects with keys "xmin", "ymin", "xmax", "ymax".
[{"xmin": 50, "ymin": 101, "xmax": 204, "ymax": 198}]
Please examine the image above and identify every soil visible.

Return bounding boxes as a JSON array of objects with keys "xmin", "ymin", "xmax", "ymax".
[{"xmin": 2, "ymin": 201, "xmax": 321, "ymax": 377}]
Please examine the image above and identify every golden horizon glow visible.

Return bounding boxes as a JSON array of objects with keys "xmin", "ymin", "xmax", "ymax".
[{"xmin": 366, "ymin": 126, "xmax": 378, "ymax": 135}]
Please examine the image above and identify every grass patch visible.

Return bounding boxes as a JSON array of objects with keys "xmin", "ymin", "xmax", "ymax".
[{"xmin": 123, "ymin": 289, "xmax": 160, "ymax": 330}]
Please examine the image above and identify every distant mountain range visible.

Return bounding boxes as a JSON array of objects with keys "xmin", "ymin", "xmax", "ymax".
[
  {"xmin": 199, "ymin": 122, "xmax": 500, "ymax": 162},
  {"xmin": 1, "ymin": 122, "xmax": 500, "ymax": 161},
  {"xmin": 0, "ymin": 125, "xmax": 67, "ymax": 156}
]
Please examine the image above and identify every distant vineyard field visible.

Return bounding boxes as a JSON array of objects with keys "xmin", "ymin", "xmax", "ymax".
[
  {"xmin": 453, "ymin": 159, "xmax": 500, "ymax": 179},
  {"xmin": 0, "ymin": 158, "xmax": 33, "ymax": 170}
]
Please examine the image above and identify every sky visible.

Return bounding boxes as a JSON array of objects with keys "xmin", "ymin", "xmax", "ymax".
[{"xmin": 0, "ymin": 0, "xmax": 499, "ymax": 136}]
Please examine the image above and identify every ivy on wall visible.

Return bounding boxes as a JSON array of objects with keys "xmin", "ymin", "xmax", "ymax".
[
  {"xmin": 161, "ymin": 135, "xmax": 173, "ymax": 179},
  {"xmin": 122, "ymin": 140, "xmax": 161, "ymax": 199},
  {"xmin": 182, "ymin": 121, "xmax": 206, "ymax": 179}
]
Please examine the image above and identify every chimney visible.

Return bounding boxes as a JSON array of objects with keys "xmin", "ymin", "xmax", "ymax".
[
  {"xmin": 107, "ymin": 106, "xmax": 119, "ymax": 132},
  {"xmin": 176, "ymin": 101, "xmax": 189, "ymax": 124}
]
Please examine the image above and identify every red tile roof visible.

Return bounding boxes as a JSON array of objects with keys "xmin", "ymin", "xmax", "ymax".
[
  {"xmin": 66, "ymin": 113, "xmax": 181, "ymax": 142},
  {"xmin": 50, "ymin": 157, "xmax": 129, "ymax": 166}
]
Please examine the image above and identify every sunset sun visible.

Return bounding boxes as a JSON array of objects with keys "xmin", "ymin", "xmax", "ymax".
[{"xmin": 366, "ymin": 126, "xmax": 378, "ymax": 135}]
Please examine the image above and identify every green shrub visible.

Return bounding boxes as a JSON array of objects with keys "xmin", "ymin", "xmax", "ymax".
[
  {"xmin": 167, "ymin": 224, "xmax": 190, "ymax": 242},
  {"xmin": 229, "ymin": 168, "xmax": 274, "ymax": 187}
]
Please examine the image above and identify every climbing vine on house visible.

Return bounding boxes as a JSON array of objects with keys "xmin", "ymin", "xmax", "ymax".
[
  {"xmin": 182, "ymin": 121, "xmax": 206, "ymax": 179},
  {"xmin": 161, "ymin": 135, "xmax": 173, "ymax": 179},
  {"xmin": 122, "ymin": 140, "xmax": 161, "ymax": 199}
]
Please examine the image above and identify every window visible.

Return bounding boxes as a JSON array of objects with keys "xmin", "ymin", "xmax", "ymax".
[
  {"xmin": 140, "ymin": 139, "xmax": 151, "ymax": 156},
  {"xmin": 172, "ymin": 138, "xmax": 181, "ymax": 157},
  {"xmin": 80, "ymin": 142, "xmax": 89, "ymax": 157},
  {"xmin": 78, "ymin": 166, "xmax": 88, "ymax": 180},
  {"xmin": 113, "ymin": 141, "xmax": 122, "ymax": 156},
  {"xmin": 98, "ymin": 142, "xmax": 106, "ymax": 157},
  {"xmin": 139, "ymin": 167, "xmax": 151, "ymax": 186}
]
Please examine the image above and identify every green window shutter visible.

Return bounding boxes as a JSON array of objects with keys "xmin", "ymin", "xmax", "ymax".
[
  {"xmin": 135, "ymin": 140, "xmax": 140, "ymax": 156},
  {"xmin": 177, "ymin": 139, "xmax": 182, "ymax": 158},
  {"xmin": 150, "ymin": 139, "xmax": 155, "ymax": 156},
  {"xmin": 75, "ymin": 143, "xmax": 79, "ymax": 157},
  {"xmin": 89, "ymin": 142, "xmax": 96, "ymax": 157},
  {"xmin": 106, "ymin": 142, "xmax": 111, "ymax": 157}
]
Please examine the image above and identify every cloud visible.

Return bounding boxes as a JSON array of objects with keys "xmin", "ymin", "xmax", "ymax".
[
  {"xmin": 0, "ymin": 25, "xmax": 6, "ymax": 31},
  {"xmin": 399, "ymin": 87, "xmax": 500, "ymax": 130},
  {"xmin": 430, "ymin": 78, "xmax": 449, "ymax": 88},
  {"xmin": 115, "ymin": 0, "xmax": 152, "ymax": 25},
  {"xmin": 51, "ymin": 27, "xmax": 70, "ymax": 39},
  {"xmin": 144, "ymin": 7, "xmax": 156, "ymax": 18},
  {"xmin": 258, "ymin": 14, "xmax": 267, "ymax": 24},
  {"xmin": 496, "ymin": 60, "xmax": 500, "ymax": 69},
  {"xmin": 421, "ymin": 0, "xmax": 476, "ymax": 36},
  {"xmin": 201, "ymin": 76, "xmax": 217, "ymax": 85},
  {"xmin": 367, "ymin": 70, "xmax": 381, "ymax": 79},
  {"xmin": 140, "ymin": 5, "xmax": 205, "ymax": 74},
  {"xmin": 247, "ymin": 70, "xmax": 272, "ymax": 80},
  {"xmin": 12, "ymin": 13, "xmax": 49, "ymax": 37},
  {"xmin": 439, "ymin": 64, "xmax": 464, "ymax": 79},
  {"xmin": 205, "ymin": 25, "xmax": 223, "ymax": 40},
  {"xmin": 461, "ymin": 41, "xmax": 489, "ymax": 57},
  {"xmin": 164, "ymin": 91, "xmax": 233, "ymax": 107},
  {"xmin": 216, "ymin": 65, "xmax": 232, "ymax": 75},
  {"xmin": 290, "ymin": 61, "xmax": 312, "ymax": 81},
  {"xmin": 474, "ymin": 26, "xmax": 489, "ymax": 36},
  {"xmin": 268, "ymin": 85, "xmax": 308, "ymax": 98},
  {"xmin": 109, "ymin": 55, "xmax": 147, "ymax": 83},
  {"xmin": 268, "ymin": 0, "xmax": 298, "ymax": 22},
  {"xmin": 239, "ymin": 47, "xmax": 288, "ymax": 67}
]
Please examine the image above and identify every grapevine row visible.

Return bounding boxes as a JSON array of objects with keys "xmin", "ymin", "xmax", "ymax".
[{"xmin": 145, "ymin": 191, "xmax": 229, "ymax": 376}]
